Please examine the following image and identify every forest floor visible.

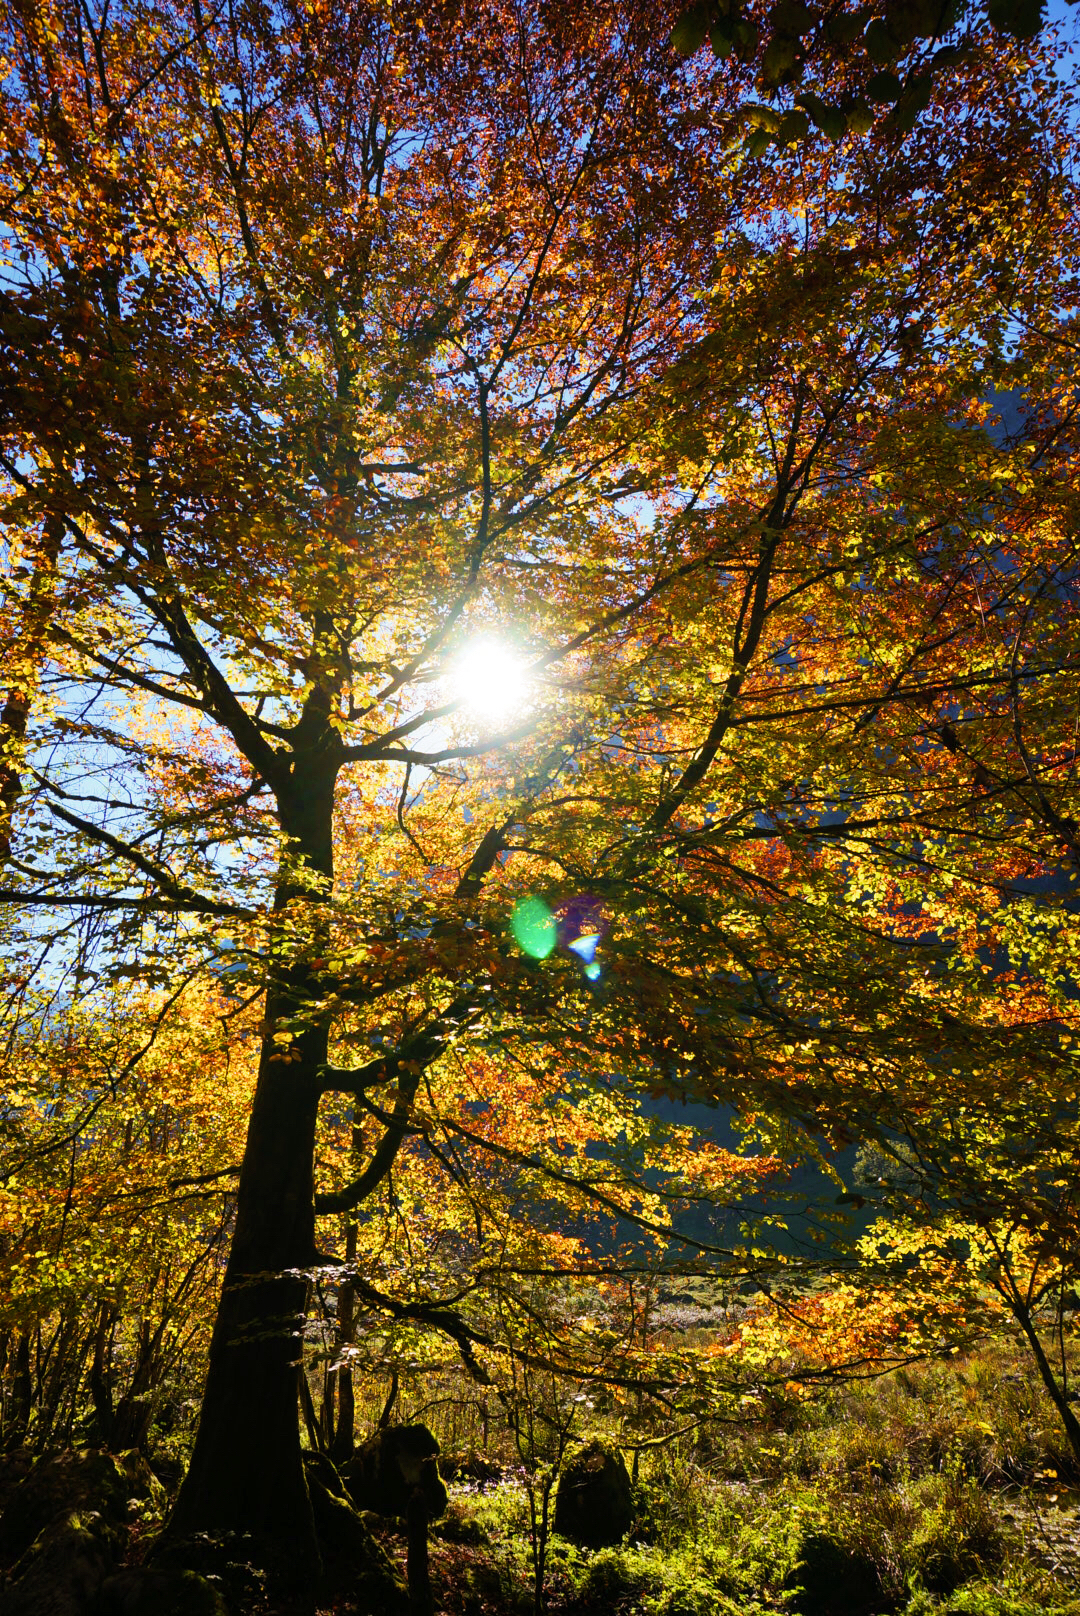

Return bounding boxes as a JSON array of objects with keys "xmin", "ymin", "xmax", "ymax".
[
  {"xmin": 316, "ymin": 1343, "xmax": 1080, "ymax": 1616},
  {"xmin": 4, "ymin": 1341, "xmax": 1080, "ymax": 1615},
  {"xmin": 356, "ymin": 1480, "xmax": 1080, "ymax": 1616}
]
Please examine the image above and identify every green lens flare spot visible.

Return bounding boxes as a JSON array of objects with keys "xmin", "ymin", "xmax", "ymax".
[
  {"xmin": 511, "ymin": 896, "xmax": 555, "ymax": 958},
  {"xmin": 584, "ymin": 961, "xmax": 602, "ymax": 981}
]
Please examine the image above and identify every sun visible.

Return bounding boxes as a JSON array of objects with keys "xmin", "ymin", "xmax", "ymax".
[{"xmin": 452, "ymin": 639, "xmax": 531, "ymax": 728}]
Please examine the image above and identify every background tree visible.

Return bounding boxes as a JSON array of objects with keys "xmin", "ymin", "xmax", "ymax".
[{"xmin": 0, "ymin": 985, "xmax": 250, "ymax": 1455}]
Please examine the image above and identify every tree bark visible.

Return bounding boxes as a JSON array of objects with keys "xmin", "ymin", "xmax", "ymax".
[
  {"xmin": 330, "ymin": 1221, "xmax": 357, "ymax": 1465},
  {"xmin": 166, "ymin": 994, "xmax": 323, "ymax": 1578},
  {"xmin": 0, "ymin": 514, "xmax": 62, "ymax": 866},
  {"xmin": 90, "ymin": 1301, "xmax": 116, "ymax": 1440},
  {"xmin": 1007, "ymin": 1293, "xmax": 1080, "ymax": 1466},
  {"xmin": 406, "ymin": 1488, "xmax": 433, "ymax": 1616},
  {"xmin": 167, "ymin": 760, "xmax": 339, "ymax": 1584},
  {"xmin": 5, "ymin": 1329, "xmax": 32, "ymax": 1448}
]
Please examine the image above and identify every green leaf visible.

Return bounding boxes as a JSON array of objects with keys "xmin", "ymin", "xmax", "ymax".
[
  {"xmin": 735, "ymin": 18, "xmax": 760, "ymax": 57},
  {"xmin": 864, "ymin": 18, "xmax": 901, "ymax": 61},
  {"xmin": 777, "ymin": 108, "xmax": 811, "ymax": 143},
  {"xmin": 798, "ymin": 92, "xmax": 848, "ymax": 139},
  {"xmin": 846, "ymin": 98, "xmax": 876, "ymax": 134},
  {"xmin": 884, "ymin": 0, "xmax": 940, "ymax": 45},
  {"xmin": 867, "ymin": 69, "xmax": 903, "ymax": 101},
  {"xmin": 671, "ymin": 2, "xmax": 712, "ymax": 55},
  {"xmin": 772, "ymin": 0, "xmax": 816, "ymax": 33},
  {"xmin": 884, "ymin": 96, "xmax": 920, "ymax": 133},
  {"xmin": 709, "ymin": 16, "xmax": 737, "ymax": 55},
  {"xmin": 762, "ymin": 34, "xmax": 799, "ymax": 81},
  {"xmin": 824, "ymin": 8, "xmax": 870, "ymax": 43},
  {"xmin": 987, "ymin": 0, "xmax": 1045, "ymax": 36},
  {"xmin": 906, "ymin": 71, "xmax": 934, "ymax": 110},
  {"xmin": 744, "ymin": 102, "xmax": 783, "ymax": 131}
]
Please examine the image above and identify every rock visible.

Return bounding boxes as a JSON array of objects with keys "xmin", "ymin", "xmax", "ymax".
[
  {"xmin": 0, "ymin": 1448, "xmax": 159, "ymax": 1570},
  {"xmin": 0, "ymin": 1450, "xmax": 131, "ymax": 1567},
  {"xmin": 95, "ymin": 1566, "xmax": 228, "ymax": 1616},
  {"xmin": 149, "ymin": 1531, "xmax": 268, "ymax": 1614},
  {"xmin": 341, "ymin": 1426, "xmax": 448, "ymax": 1521},
  {"xmin": 439, "ymin": 1453, "xmax": 501, "ymax": 1488},
  {"xmin": 431, "ymin": 1502, "xmax": 488, "ymax": 1546},
  {"xmin": 553, "ymin": 1441, "xmax": 633, "ymax": 1549},
  {"xmin": 0, "ymin": 1444, "xmax": 166, "ymax": 1615},
  {"xmin": 786, "ymin": 1531, "xmax": 880, "ymax": 1616},
  {"xmin": 0, "ymin": 1456, "xmax": 33, "ymax": 1521},
  {"xmin": 0, "ymin": 1509, "xmax": 116, "ymax": 1616},
  {"xmin": 305, "ymin": 1461, "xmax": 407, "ymax": 1614},
  {"xmin": 113, "ymin": 1452, "xmax": 167, "ymax": 1520}
]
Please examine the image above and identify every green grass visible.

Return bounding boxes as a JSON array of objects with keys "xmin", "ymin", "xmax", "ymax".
[{"xmin": 423, "ymin": 1343, "xmax": 1080, "ymax": 1614}]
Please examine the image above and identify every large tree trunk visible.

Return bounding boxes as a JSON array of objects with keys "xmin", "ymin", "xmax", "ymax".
[
  {"xmin": 167, "ymin": 760, "xmax": 339, "ymax": 1584},
  {"xmin": 166, "ymin": 988, "xmax": 324, "ymax": 1579}
]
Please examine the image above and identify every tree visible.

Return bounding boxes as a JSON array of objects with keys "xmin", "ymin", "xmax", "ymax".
[
  {"xmin": 0, "ymin": 984, "xmax": 251, "ymax": 1454},
  {"xmin": 1, "ymin": 0, "xmax": 1077, "ymax": 1587},
  {"xmin": 846, "ymin": 1061, "xmax": 1080, "ymax": 1465}
]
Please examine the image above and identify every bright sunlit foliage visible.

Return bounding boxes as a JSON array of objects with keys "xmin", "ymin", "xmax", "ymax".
[{"xmin": 0, "ymin": 0, "xmax": 1078, "ymax": 1576}]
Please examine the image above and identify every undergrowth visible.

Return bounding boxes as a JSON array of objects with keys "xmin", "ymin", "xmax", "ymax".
[{"xmin": 422, "ymin": 1342, "xmax": 1080, "ymax": 1615}]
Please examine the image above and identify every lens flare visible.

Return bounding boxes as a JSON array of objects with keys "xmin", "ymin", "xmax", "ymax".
[{"xmin": 511, "ymin": 896, "xmax": 556, "ymax": 958}]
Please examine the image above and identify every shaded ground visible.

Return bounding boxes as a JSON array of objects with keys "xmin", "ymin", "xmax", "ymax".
[{"xmin": 4, "ymin": 1346, "xmax": 1080, "ymax": 1614}]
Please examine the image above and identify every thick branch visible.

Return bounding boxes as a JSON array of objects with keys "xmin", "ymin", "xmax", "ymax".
[
  {"xmin": 454, "ymin": 822, "xmax": 508, "ymax": 899},
  {"xmin": 348, "ymin": 1275, "xmax": 492, "ymax": 1385},
  {"xmin": 317, "ymin": 1058, "xmax": 395, "ymax": 1096},
  {"xmin": 314, "ymin": 1070, "xmax": 420, "ymax": 1214}
]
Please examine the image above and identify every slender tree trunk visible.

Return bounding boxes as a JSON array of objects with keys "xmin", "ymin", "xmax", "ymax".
[
  {"xmin": 300, "ymin": 1360, "xmax": 323, "ymax": 1455},
  {"xmin": 0, "ymin": 515, "xmax": 62, "ymax": 865},
  {"xmin": 379, "ymin": 1368, "xmax": 400, "ymax": 1430},
  {"xmin": 320, "ymin": 1361, "xmax": 336, "ymax": 1452},
  {"xmin": 167, "ymin": 758, "xmax": 339, "ymax": 1584},
  {"xmin": 330, "ymin": 1221, "xmax": 357, "ymax": 1465},
  {"xmin": 5, "ymin": 1329, "xmax": 32, "ymax": 1448},
  {"xmin": 90, "ymin": 1301, "xmax": 117, "ymax": 1441},
  {"xmin": 1008, "ymin": 1294, "xmax": 1080, "ymax": 1466},
  {"xmin": 36, "ymin": 1302, "xmax": 78, "ymax": 1450}
]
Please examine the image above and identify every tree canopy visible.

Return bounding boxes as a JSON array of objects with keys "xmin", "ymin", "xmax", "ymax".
[{"xmin": 0, "ymin": 0, "xmax": 1078, "ymax": 1590}]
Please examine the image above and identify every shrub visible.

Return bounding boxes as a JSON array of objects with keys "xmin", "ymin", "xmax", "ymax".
[
  {"xmin": 906, "ymin": 1473, "xmax": 1004, "ymax": 1595},
  {"xmin": 785, "ymin": 1530, "xmax": 881, "ymax": 1616}
]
